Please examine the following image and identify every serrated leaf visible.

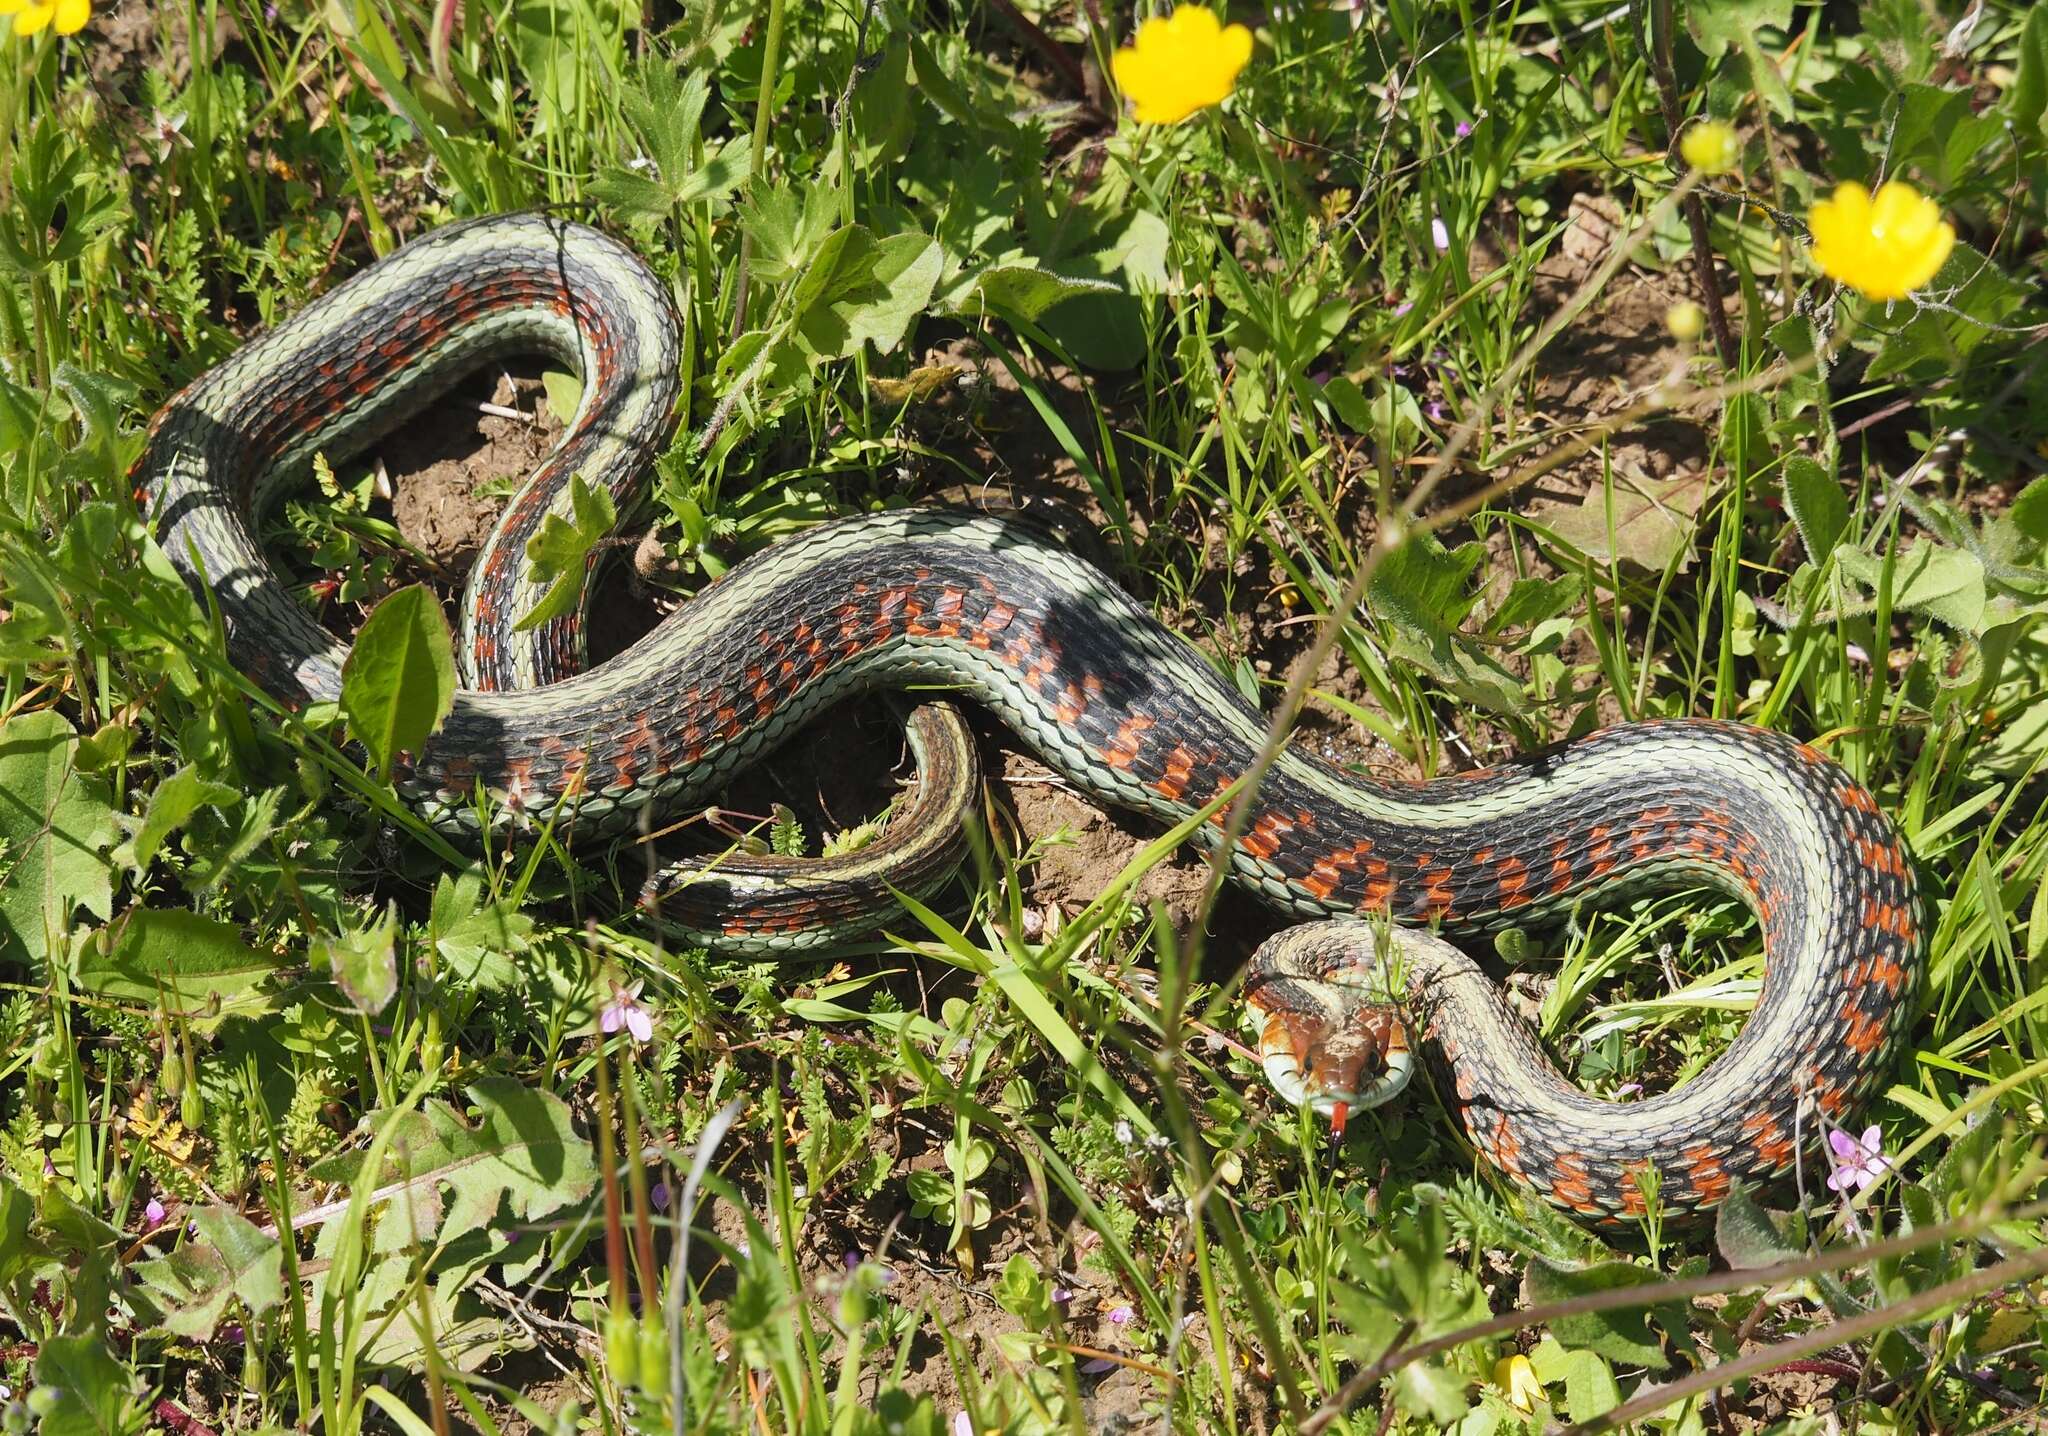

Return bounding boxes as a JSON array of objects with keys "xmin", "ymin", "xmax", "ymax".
[
  {"xmin": 31, "ymin": 1332, "xmax": 146, "ymax": 1436},
  {"xmin": 673, "ymin": 142, "xmax": 752, "ymax": 210},
  {"xmin": 308, "ymin": 1078, "xmax": 598, "ymax": 1246},
  {"xmin": 1365, "ymin": 533, "xmax": 1523, "ymax": 711},
  {"xmin": 515, "ymin": 475, "xmax": 616, "ymax": 633},
  {"xmin": 1783, "ymin": 455, "xmax": 1848, "ymax": 559},
  {"xmin": 740, "ymin": 185, "xmax": 809, "ymax": 284},
  {"xmin": 319, "ymin": 902, "xmax": 399, "ymax": 1015},
  {"xmin": 133, "ymin": 1206, "xmax": 284, "ymax": 1340},
  {"xmin": 429, "ymin": 871, "xmax": 535, "ymax": 991},
  {"xmin": 0, "ymin": 710, "xmax": 120, "ymax": 969},
  {"xmin": 341, "ymin": 584, "xmax": 456, "ymax": 781},
  {"xmin": 120, "ymin": 763, "xmax": 239, "ymax": 872}
]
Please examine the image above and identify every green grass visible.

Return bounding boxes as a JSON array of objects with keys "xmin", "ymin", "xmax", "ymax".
[{"xmin": 4, "ymin": 0, "xmax": 2048, "ymax": 1432}]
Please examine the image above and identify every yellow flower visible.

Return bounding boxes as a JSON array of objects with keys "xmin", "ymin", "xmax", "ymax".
[
  {"xmin": 1680, "ymin": 120, "xmax": 1740, "ymax": 175},
  {"xmin": 1807, "ymin": 180, "xmax": 1956, "ymax": 302},
  {"xmin": 1110, "ymin": 6, "xmax": 1252, "ymax": 126},
  {"xmin": 1494, "ymin": 1354, "xmax": 1546, "ymax": 1414},
  {"xmin": 0, "ymin": 0, "xmax": 91, "ymax": 35}
]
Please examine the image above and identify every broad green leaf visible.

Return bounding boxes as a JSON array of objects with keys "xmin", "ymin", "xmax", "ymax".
[
  {"xmin": 318, "ymin": 902, "xmax": 399, "ymax": 1015},
  {"xmin": 1713, "ymin": 1184, "xmax": 1805, "ymax": 1268},
  {"xmin": 118, "ymin": 763, "xmax": 239, "ymax": 872},
  {"xmin": 1370, "ymin": 534, "xmax": 1522, "ymax": 713},
  {"xmin": 1528, "ymin": 1337, "xmax": 1621, "ymax": 1423},
  {"xmin": 836, "ymin": 231, "xmax": 943, "ymax": 357},
  {"xmin": 0, "ymin": 710, "xmax": 120, "ymax": 969},
  {"xmin": 515, "ymin": 475, "xmax": 617, "ymax": 632},
  {"xmin": 740, "ymin": 184, "xmax": 827, "ymax": 285},
  {"xmin": 31, "ymin": 1332, "xmax": 146, "ymax": 1436},
  {"xmin": 540, "ymin": 370, "xmax": 582, "ymax": 426},
  {"xmin": 1522, "ymin": 1257, "xmax": 1674, "ymax": 1368},
  {"xmin": 341, "ymin": 584, "xmax": 456, "ymax": 781},
  {"xmin": 2013, "ymin": 2, "xmax": 2048, "ymax": 137},
  {"xmin": 429, "ymin": 870, "xmax": 535, "ymax": 991},
  {"xmin": 1370, "ymin": 531, "xmax": 1485, "ymax": 630},
  {"xmin": 1866, "ymin": 243, "xmax": 2028, "ymax": 381},
  {"xmin": 308, "ymin": 1078, "xmax": 598, "ymax": 1245},
  {"xmin": 956, "ymin": 264, "xmax": 1121, "ymax": 323},
  {"xmin": 2012, "ymin": 474, "xmax": 2048, "ymax": 544},
  {"xmin": 1684, "ymin": 0, "xmax": 1794, "ymax": 56},
  {"xmin": 133, "ymin": 1206, "xmax": 284, "ymax": 1340},
  {"xmin": 78, "ymin": 907, "xmax": 284, "ymax": 1020},
  {"xmin": 1838, "ymin": 541, "xmax": 1986, "ymax": 632},
  {"xmin": 1782, "ymin": 455, "xmax": 1848, "ymax": 559}
]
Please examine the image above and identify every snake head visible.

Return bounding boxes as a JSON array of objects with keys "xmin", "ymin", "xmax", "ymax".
[{"xmin": 1255, "ymin": 1001, "xmax": 1415, "ymax": 1141}]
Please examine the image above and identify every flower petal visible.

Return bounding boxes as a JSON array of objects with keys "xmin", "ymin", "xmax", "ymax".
[{"xmin": 53, "ymin": 0, "xmax": 89, "ymax": 33}]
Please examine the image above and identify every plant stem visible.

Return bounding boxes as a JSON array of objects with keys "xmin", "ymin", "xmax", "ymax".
[
  {"xmin": 729, "ymin": 0, "xmax": 787, "ymax": 341},
  {"xmin": 1646, "ymin": 0, "xmax": 1742, "ymax": 373}
]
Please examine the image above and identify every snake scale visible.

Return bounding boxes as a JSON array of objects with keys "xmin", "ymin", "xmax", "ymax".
[{"xmin": 136, "ymin": 214, "xmax": 1925, "ymax": 1224}]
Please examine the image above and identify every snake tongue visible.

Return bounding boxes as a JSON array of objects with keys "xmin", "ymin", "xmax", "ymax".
[{"xmin": 1327, "ymin": 1100, "xmax": 1350, "ymax": 1144}]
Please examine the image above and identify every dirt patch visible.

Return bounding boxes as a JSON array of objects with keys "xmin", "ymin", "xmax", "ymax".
[
  {"xmin": 384, "ymin": 368, "xmax": 564, "ymax": 575},
  {"xmin": 994, "ymin": 750, "xmax": 1213, "ymax": 934}
]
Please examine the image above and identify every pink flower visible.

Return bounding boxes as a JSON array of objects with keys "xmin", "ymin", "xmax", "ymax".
[
  {"xmin": 1107, "ymin": 1304, "xmax": 1134, "ymax": 1326},
  {"xmin": 1826, "ymin": 1125, "xmax": 1891, "ymax": 1194},
  {"xmin": 600, "ymin": 980, "xmax": 654, "ymax": 1044},
  {"xmin": 143, "ymin": 1198, "xmax": 166, "ymax": 1227}
]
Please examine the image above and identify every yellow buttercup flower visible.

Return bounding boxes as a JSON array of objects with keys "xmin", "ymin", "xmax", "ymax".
[
  {"xmin": 1110, "ymin": 6, "xmax": 1253, "ymax": 126},
  {"xmin": 1808, "ymin": 180, "xmax": 1956, "ymax": 302},
  {"xmin": 0, "ymin": 0, "xmax": 91, "ymax": 35},
  {"xmin": 1493, "ymin": 1354, "xmax": 1546, "ymax": 1414},
  {"xmin": 1680, "ymin": 119, "xmax": 1740, "ymax": 175}
]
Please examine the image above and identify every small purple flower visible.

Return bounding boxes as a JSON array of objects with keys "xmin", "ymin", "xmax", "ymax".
[
  {"xmin": 952, "ymin": 1412, "xmax": 973, "ymax": 1436},
  {"xmin": 600, "ymin": 980, "xmax": 655, "ymax": 1044},
  {"xmin": 1107, "ymin": 1304, "xmax": 1134, "ymax": 1327},
  {"xmin": 1431, "ymin": 217, "xmax": 1451, "ymax": 252},
  {"xmin": 1826, "ymin": 1126, "xmax": 1891, "ymax": 1194},
  {"xmin": 143, "ymin": 1198, "xmax": 166, "ymax": 1227},
  {"xmin": 1080, "ymin": 1357, "xmax": 1116, "ymax": 1374},
  {"xmin": 1051, "ymin": 1286, "xmax": 1074, "ymax": 1306},
  {"xmin": 1455, "ymin": 120, "xmax": 1473, "ymax": 138},
  {"xmin": 1391, "ymin": 300, "xmax": 1413, "ymax": 317},
  {"xmin": 1425, "ymin": 401, "xmax": 1448, "ymax": 423},
  {"xmin": 650, "ymin": 1181, "xmax": 671, "ymax": 1211},
  {"xmin": 1614, "ymin": 1083, "xmax": 1642, "ymax": 1099}
]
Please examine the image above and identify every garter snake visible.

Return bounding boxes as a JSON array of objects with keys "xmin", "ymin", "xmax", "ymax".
[{"xmin": 136, "ymin": 214, "xmax": 1925, "ymax": 1224}]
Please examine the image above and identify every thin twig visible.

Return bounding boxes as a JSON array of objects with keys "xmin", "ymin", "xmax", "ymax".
[{"xmin": 1644, "ymin": 0, "xmax": 1742, "ymax": 371}]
